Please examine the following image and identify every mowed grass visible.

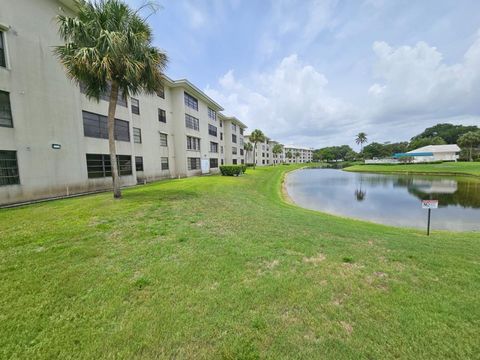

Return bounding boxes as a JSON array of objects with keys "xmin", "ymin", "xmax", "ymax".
[
  {"xmin": 0, "ymin": 165, "xmax": 479, "ymax": 359},
  {"xmin": 345, "ymin": 161, "xmax": 480, "ymax": 177}
]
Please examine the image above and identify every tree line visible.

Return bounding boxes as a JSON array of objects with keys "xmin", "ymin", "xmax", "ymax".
[{"xmin": 314, "ymin": 123, "xmax": 480, "ymax": 162}]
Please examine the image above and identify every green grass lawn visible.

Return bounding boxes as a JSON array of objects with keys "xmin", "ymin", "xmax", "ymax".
[
  {"xmin": 345, "ymin": 161, "xmax": 480, "ymax": 177},
  {"xmin": 1, "ymin": 165, "xmax": 479, "ymax": 359}
]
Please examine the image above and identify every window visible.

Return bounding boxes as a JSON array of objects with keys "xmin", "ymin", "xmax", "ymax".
[
  {"xmin": 0, "ymin": 31, "xmax": 6, "ymax": 68},
  {"xmin": 133, "ymin": 128, "xmax": 142, "ymax": 144},
  {"xmin": 241, "ymin": 159, "xmax": 244, "ymax": 164},
  {"xmin": 135, "ymin": 156, "xmax": 143, "ymax": 171},
  {"xmin": 210, "ymin": 158, "xmax": 218, "ymax": 168},
  {"xmin": 185, "ymin": 114, "xmax": 199, "ymax": 130},
  {"xmin": 231, "ymin": 123, "xmax": 237, "ymax": 132},
  {"xmin": 187, "ymin": 136, "xmax": 201, "ymax": 151},
  {"xmin": 219, "ymin": 120, "xmax": 223, "ymax": 128},
  {"xmin": 232, "ymin": 134, "xmax": 237, "ymax": 143},
  {"xmin": 232, "ymin": 147, "xmax": 237, "ymax": 155},
  {"xmin": 161, "ymin": 157, "xmax": 169, "ymax": 170},
  {"xmin": 208, "ymin": 124, "xmax": 217, "ymax": 137},
  {"xmin": 233, "ymin": 159, "xmax": 237, "ymax": 165},
  {"xmin": 210, "ymin": 142, "xmax": 218, "ymax": 153},
  {"xmin": 157, "ymin": 85, "xmax": 165, "ymax": 99},
  {"xmin": 184, "ymin": 92, "xmax": 198, "ymax": 110},
  {"xmin": 0, "ymin": 150, "xmax": 20, "ymax": 185},
  {"xmin": 160, "ymin": 133, "xmax": 168, "ymax": 147},
  {"xmin": 131, "ymin": 98, "xmax": 140, "ymax": 115},
  {"xmin": 220, "ymin": 132, "xmax": 223, "ymax": 141},
  {"xmin": 86, "ymin": 154, "xmax": 132, "ymax": 178},
  {"xmin": 208, "ymin": 108, "xmax": 216, "ymax": 121},
  {"xmin": 82, "ymin": 111, "xmax": 130, "ymax": 142},
  {"xmin": 0, "ymin": 91, "xmax": 13, "ymax": 127},
  {"xmin": 79, "ymin": 83, "xmax": 127, "ymax": 107},
  {"xmin": 221, "ymin": 146, "xmax": 224, "ymax": 154},
  {"xmin": 158, "ymin": 108, "xmax": 166, "ymax": 123},
  {"xmin": 188, "ymin": 157, "xmax": 200, "ymax": 170},
  {"xmin": 262, "ymin": 152, "xmax": 265, "ymax": 157},
  {"xmin": 221, "ymin": 159, "xmax": 224, "ymax": 165},
  {"xmin": 240, "ymin": 128, "xmax": 244, "ymax": 135},
  {"xmin": 240, "ymin": 149, "xmax": 244, "ymax": 156}
]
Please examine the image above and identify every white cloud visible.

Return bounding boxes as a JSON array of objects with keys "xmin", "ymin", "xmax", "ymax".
[{"xmin": 205, "ymin": 54, "xmax": 357, "ymax": 147}]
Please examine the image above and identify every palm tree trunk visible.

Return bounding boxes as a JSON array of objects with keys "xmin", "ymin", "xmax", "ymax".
[
  {"xmin": 253, "ymin": 143, "xmax": 256, "ymax": 169},
  {"xmin": 469, "ymin": 147, "xmax": 473, "ymax": 162},
  {"xmin": 108, "ymin": 82, "xmax": 121, "ymax": 199}
]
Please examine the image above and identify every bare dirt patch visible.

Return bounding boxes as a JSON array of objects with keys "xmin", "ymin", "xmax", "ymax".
[{"xmin": 303, "ymin": 253, "xmax": 326, "ymax": 265}]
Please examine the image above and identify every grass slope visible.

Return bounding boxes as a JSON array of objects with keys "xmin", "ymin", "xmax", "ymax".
[
  {"xmin": 1, "ymin": 165, "xmax": 479, "ymax": 359},
  {"xmin": 345, "ymin": 162, "xmax": 480, "ymax": 177}
]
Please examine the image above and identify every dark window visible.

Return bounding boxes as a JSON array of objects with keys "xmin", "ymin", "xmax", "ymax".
[
  {"xmin": 160, "ymin": 133, "xmax": 168, "ymax": 147},
  {"xmin": 233, "ymin": 159, "xmax": 237, "ymax": 165},
  {"xmin": 82, "ymin": 111, "xmax": 130, "ymax": 142},
  {"xmin": 157, "ymin": 85, "xmax": 165, "ymax": 99},
  {"xmin": 220, "ymin": 132, "xmax": 223, "ymax": 141},
  {"xmin": 241, "ymin": 159, "xmax": 244, "ymax": 164},
  {"xmin": 161, "ymin": 157, "xmax": 169, "ymax": 170},
  {"xmin": 131, "ymin": 98, "xmax": 140, "ymax": 115},
  {"xmin": 187, "ymin": 136, "xmax": 201, "ymax": 151},
  {"xmin": 86, "ymin": 154, "xmax": 132, "ymax": 178},
  {"xmin": 0, "ymin": 31, "xmax": 6, "ymax": 68},
  {"xmin": 231, "ymin": 123, "xmax": 237, "ymax": 132},
  {"xmin": 0, "ymin": 150, "xmax": 20, "ymax": 185},
  {"xmin": 208, "ymin": 108, "xmax": 216, "ymax": 121},
  {"xmin": 232, "ymin": 147, "xmax": 237, "ymax": 155},
  {"xmin": 187, "ymin": 157, "xmax": 200, "ymax": 170},
  {"xmin": 208, "ymin": 124, "xmax": 217, "ymax": 137},
  {"xmin": 185, "ymin": 114, "xmax": 199, "ymax": 130},
  {"xmin": 262, "ymin": 160, "xmax": 265, "ymax": 164},
  {"xmin": 158, "ymin": 108, "xmax": 166, "ymax": 123},
  {"xmin": 184, "ymin": 92, "xmax": 198, "ymax": 110},
  {"xmin": 79, "ymin": 83, "xmax": 127, "ymax": 107},
  {"xmin": 135, "ymin": 156, "xmax": 143, "ymax": 171},
  {"xmin": 221, "ymin": 159, "xmax": 224, "ymax": 165},
  {"xmin": 240, "ymin": 127, "xmax": 244, "ymax": 135},
  {"xmin": 262, "ymin": 152, "xmax": 265, "ymax": 157},
  {"xmin": 0, "ymin": 91, "xmax": 13, "ymax": 128},
  {"xmin": 133, "ymin": 127, "xmax": 142, "ymax": 144},
  {"xmin": 210, "ymin": 142, "xmax": 218, "ymax": 153},
  {"xmin": 221, "ymin": 146, "xmax": 224, "ymax": 154},
  {"xmin": 232, "ymin": 134, "xmax": 237, "ymax": 143},
  {"xmin": 220, "ymin": 121, "xmax": 223, "ymax": 128},
  {"xmin": 210, "ymin": 158, "xmax": 218, "ymax": 168},
  {"xmin": 240, "ymin": 149, "xmax": 244, "ymax": 156}
]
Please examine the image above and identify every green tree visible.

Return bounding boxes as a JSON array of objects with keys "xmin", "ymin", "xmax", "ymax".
[
  {"xmin": 286, "ymin": 151, "xmax": 293, "ymax": 162},
  {"xmin": 54, "ymin": 0, "xmax": 168, "ymax": 198},
  {"xmin": 249, "ymin": 129, "xmax": 265, "ymax": 168},
  {"xmin": 355, "ymin": 132, "xmax": 368, "ymax": 153},
  {"xmin": 408, "ymin": 136, "xmax": 446, "ymax": 151},
  {"xmin": 412, "ymin": 123, "xmax": 479, "ymax": 144},
  {"xmin": 243, "ymin": 142, "xmax": 253, "ymax": 163},
  {"xmin": 272, "ymin": 144, "xmax": 283, "ymax": 165},
  {"xmin": 458, "ymin": 131, "xmax": 480, "ymax": 161},
  {"xmin": 294, "ymin": 151, "xmax": 301, "ymax": 163}
]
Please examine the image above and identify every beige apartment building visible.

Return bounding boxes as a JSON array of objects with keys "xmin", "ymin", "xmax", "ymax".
[
  {"xmin": 244, "ymin": 135, "xmax": 273, "ymax": 166},
  {"xmin": 284, "ymin": 146, "xmax": 314, "ymax": 163},
  {"xmin": 0, "ymin": 0, "xmax": 245, "ymax": 205}
]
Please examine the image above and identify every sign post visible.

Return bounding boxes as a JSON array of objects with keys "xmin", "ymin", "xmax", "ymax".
[{"xmin": 422, "ymin": 200, "xmax": 438, "ymax": 235}]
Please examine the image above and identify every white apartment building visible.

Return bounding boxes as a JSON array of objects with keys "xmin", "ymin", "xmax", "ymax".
[
  {"xmin": 244, "ymin": 135, "xmax": 273, "ymax": 166},
  {"xmin": 0, "ymin": 0, "xmax": 245, "ymax": 205},
  {"xmin": 269, "ymin": 140, "xmax": 284, "ymax": 165},
  {"xmin": 284, "ymin": 146, "xmax": 314, "ymax": 163},
  {"xmin": 219, "ymin": 114, "xmax": 247, "ymax": 165}
]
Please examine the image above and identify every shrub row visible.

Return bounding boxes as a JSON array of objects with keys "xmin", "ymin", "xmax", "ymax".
[{"xmin": 219, "ymin": 165, "xmax": 247, "ymax": 176}]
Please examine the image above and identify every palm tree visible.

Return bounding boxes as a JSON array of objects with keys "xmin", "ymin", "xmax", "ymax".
[
  {"xmin": 355, "ymin": 132, "xmax": 368, "ymax": 153},
  {"xmin": 286, "ymin": 151, "xmax": 293, "ymax": 163},
  {"xmin": 294, "ymin": 151, "xmax": 301, "ymax": 163},
  {"xmin": 54, "ymin": 0, "xmax": 168, "ymax": 198},
  {"xmin": 244, "ymin": 142, "xmax": 253, "ymax": 164},
  {"xmin": 249, "ymin": 129, "xmax": 265, "ymax": 169},
  {"xmin": 272, "ymin": 144, "xmax": 283, "ymax": 166}
]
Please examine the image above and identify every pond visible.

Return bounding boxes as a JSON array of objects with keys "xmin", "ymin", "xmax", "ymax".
[{"xmin": 285, "ymin": 169, "xmax": 480, "ymax": 231}]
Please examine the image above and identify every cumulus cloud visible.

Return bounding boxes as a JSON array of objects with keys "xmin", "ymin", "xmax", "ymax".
[{"xmin": 205, "ymin": 54, "xmax": 358, "ymax": 147}]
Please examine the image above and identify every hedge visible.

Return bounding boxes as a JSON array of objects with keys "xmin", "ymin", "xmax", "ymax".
[{"xmin": 219, "ymin": 165, "xmax": 247, "ymax": 176}]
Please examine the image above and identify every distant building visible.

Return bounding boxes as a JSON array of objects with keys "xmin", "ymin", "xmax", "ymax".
[{"xmin": 394, "ymin": 144, "xmax": 461, "ymax": 163}]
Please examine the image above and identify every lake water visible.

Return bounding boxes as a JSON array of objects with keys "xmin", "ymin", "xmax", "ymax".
[{"xmin": 285, "ymin": 169, "xmax": 480, "ymax": 231}]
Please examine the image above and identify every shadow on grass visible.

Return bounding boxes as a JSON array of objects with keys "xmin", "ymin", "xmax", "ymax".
[{"xmin": 124, "ymin": 186, "xmax": 200, "ymax": 204}]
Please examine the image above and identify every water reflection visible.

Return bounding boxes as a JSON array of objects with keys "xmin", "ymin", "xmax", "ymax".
[{"xmin": 286, "ymin": 169, "xmax": 480, "ymax": 231}]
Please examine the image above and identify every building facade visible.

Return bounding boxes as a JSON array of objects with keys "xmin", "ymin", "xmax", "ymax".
[
  {"xmin": 0, "ymin": 0, "xmax": 245, "ymax": 205},
  {"xmin": 284, "ymin": 146, "xmax": 314, "ymax": 163}
]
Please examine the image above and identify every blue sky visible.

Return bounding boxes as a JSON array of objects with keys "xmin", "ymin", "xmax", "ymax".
[{"xmin": 127, "ymin": 0, "xmax": 480, "ymax": 149}]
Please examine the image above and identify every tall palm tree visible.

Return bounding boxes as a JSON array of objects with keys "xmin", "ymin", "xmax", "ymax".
[
  {"xmin": 249, "ymin": 129, "xmax": 265, "ymax": 169},
  {"xmin": 286, "ymin": 151, "xmax": 293, "ymax": 163},
  {"xmin": 244, "ymin": 142, "xmax": 253, "ymax": 164},
  {"xmin": 355, "ymin": 132, "xmax": 368, "ymax": 153},
  {"xmin": 54, "ymin": 0, "xmax": 168, "ymax": 198},
  {"xmin": 294, "ymin": 151, "xmax": 301, "ymax": 163},
  {"xmin": 272, "ymin": 144, "xmax": 283, "ymax": 166}
]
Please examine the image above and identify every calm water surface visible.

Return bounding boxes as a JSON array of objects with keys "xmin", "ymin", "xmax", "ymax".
[{"xmin": 286, "ymin": 169, "xmax": 480, "ymax": 231}]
